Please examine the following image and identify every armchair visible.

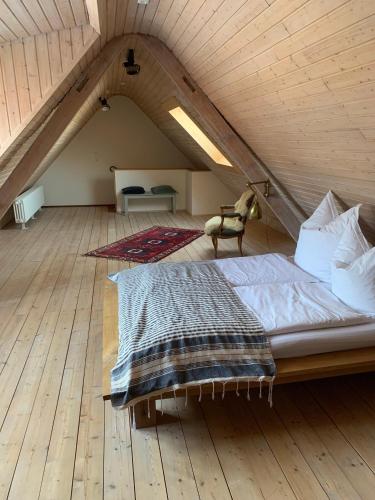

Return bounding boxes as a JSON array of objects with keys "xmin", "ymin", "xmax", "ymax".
[{"xmin": 204, "ymin": 190, "xmax": 257, "ymax": 258}]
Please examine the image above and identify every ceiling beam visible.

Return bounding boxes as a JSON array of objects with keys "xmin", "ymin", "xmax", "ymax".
[
  {"xmin": 138, "ymin": 35, "xmax": 306, "ymax": 240},
  {"xmin": 0, "ymin": 36, "xmax": 125, "ymax": 220}
]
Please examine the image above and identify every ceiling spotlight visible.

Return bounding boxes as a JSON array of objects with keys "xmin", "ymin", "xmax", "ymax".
[
  {"xmin": 123, "ymin": 49, "xmax": 140, "ymax": 76},
  {"xmin": 138, "ymin": 0, "xmax": 149, "ymax": 5},
  {"xmin": 99, "ymin": 97, "xmax": 110, "ymax": 111}
]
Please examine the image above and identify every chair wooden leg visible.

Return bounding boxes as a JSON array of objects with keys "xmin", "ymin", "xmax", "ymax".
[
  {"xmin": 238, "ymin": 233, "xmax": 244, "ymax": 256},
  {"xmin": 212, "ymin": 236, "xmax": 218, "ymax": 258}
]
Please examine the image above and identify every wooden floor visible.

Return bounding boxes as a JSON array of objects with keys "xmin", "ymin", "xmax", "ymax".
[{"xmin": 0, "ymin": 206, "xmax": 374, "ymax": 500}]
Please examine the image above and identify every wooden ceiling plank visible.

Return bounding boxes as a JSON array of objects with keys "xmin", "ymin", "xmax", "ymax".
[
  {"xmin": 139, "ymin": 0, "xmax": 160, "ymax": 35},
  {"xmin": 54, "ymin": 0, "xmax": 76, "ymax": 29},
  {"xmin": 21, "ymin": 0, "xmax": 52, "ymax": 34},
  {"xmin": 148, "ymin": 0, "xmax": 174, "ymax": 38},
  {"xmin": 3, "ymin": 0, "xmax": 40, "ymax": 38},
  {"xmin": 0, "ymin": 21, "xmax": 16, "ymax": 42},
  {"xmin": 11, "ymin": 40, "xmax": 32, "ymax": 121},
  {"xmin": 59, "ymin": 28, "xmax": 74, "ymax": 73},
  {"xmin": 171, "ymin": 0, "xmax": 224, "ymax": 56},
  {"xmin": 35, "ymin": 33, "xmax": 52, "ymax": 97},
  {"xmin": 106, "ymin": 0, "xmax": 117, "ymax": 41},
  {"xmin": 157, "ymin": 0, "xmax": 189, "ymax": 44},
  {"xmin": 0, "ymin": 43, "xmax": 21, "ymax": 132},
  {"xmin": 0, "ymin": 27, "xmax": 98, "ymax": 170},
  {"xmin": 23, "ymin": 39, "xmax": 41, "ymax": 112},
  {"xmin": 165, "ymin": 0, "xmax": 205, "ymax": 49},
  {"xmin": 69, "ymin": 0, "xmax": 89, "ymax": 26},
  {"xmin": 47, "ymin": 31, "xmax": 63, "ymax": 85},
  {"xmin": 208, "ymin": 19, "xmax": 375, "ymax": 103},
  {"xmin": 192, "ymin": 0, "xmax": 308, "ymax": 82},
  {"xmin": 183, "ymin": 0, "xmax": 267, "ymax": 74},
  {"xmin": 133, "ymin": 4, "xmax": 147, "ymax": 33},
  {"xmin": 138, "ymin": 34, "xmax": 305, "ymax": 238},
  {"xmin": 0, "ymin": 59, "xmax": 10, "ymax": 141},
  {"xmin": 0, "ymin": 1, "xmax": 30, "ymax": 40},
  {"xmin": 37, "ymin": 0, "xmax": 65, "ymax": 31},
  {"xmin": 0, "ymin": 35, "xmax": 125, "ymax": 219},
  {"xmin": 114, "ymin": 0, "xmax": 129, "ymax": 37},
  {"xmin": 71, "ymin": 24, "xmax": 84, "ymax": 58},
  {"xmin": 124, "ymin": 0, "xmax": 139, "ymax": 34},
  {"xmin": 177, "ymin": 0, "xmax": 247, "ymax": 65},
  {"xmin": 293, "ymin": 14, "xmax": 375, "ymax": 67},
  {"xmin": 274, "ymin": 0, "xmax": 375, "ymax": 61}
]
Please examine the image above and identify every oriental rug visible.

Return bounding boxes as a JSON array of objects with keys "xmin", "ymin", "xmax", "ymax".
[{"xmin": 85, "ymin": 226, "xmax": 204, "ymax": 263}]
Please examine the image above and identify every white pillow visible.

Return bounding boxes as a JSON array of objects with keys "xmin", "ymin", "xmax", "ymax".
[
  {"xmin": 302, "ymin": 190, "xmax": 339, "ymax": 229},
  {"xmin": 333, "ymin": 216, "xmax": 372, "ymax": 265},
  {"xmin": 322, "ymin": 205, "xmax": 360, "ymax": 234},
  {"xmin": 295, "ymin": 200, "xmax": 360, "ymax": 283},
  {"xmin": 332, "ymin": 248, "xmax": 375, "ymax": 314}
]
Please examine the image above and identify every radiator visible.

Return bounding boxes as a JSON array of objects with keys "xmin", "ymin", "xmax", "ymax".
[{"xmin": 13, "ymin": 185, "xmax": 44, "ymax": 229}]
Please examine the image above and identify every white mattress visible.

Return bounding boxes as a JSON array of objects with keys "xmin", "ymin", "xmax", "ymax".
[
  {"xmin": 270, "ymin": 321, "xmax": 375, "ymax": 359},
  {"xmin": 215, "ymin": 253, "xmax": 375, "ymax": 358}
]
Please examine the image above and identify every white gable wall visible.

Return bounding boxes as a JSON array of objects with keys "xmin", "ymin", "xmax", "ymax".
[{"xmin": 36, "ymin": 96, "xmax": 195, "ymax": 206}]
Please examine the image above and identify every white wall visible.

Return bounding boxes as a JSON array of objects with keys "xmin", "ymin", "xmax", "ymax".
[
  {"xmin": 114, "ymin": 170, "xmax": 237, "ymax": 215},
  {"xmin": 37, "ymin": 95, "xmax": 195, "ymax": 206},
  {"xmin": 115, "ymin": 169, "xmax": 188, "ymax": 212},
  {"xmin": 187, "ymin": 171, "xmax": 237, "ymax": 215}
]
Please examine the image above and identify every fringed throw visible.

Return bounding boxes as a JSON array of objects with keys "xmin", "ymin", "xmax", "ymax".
[{"xmin": 110, "ymin": 261, "xmax": 276, "ymax": 409}]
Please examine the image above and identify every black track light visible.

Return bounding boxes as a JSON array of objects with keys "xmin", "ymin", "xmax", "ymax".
[
  {"xmin": 123, "ymin": 49, "xmax": 140, "ymax": 75},
  {"xmin": 99, "ymin": 97, "xmax": 110, "ymax": 111}
]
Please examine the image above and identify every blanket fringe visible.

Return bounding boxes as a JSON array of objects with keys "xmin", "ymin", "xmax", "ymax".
[
  {"xmin": 222, "ymin": 381, "xmax": 227, "ymax": 400},
  {"xmin": 133, "ymin": 376, "xmax": 275, "ymax": 419},
  {"xmin": 236, "ymin": 380, "xmax": 240, "ymax": 396}
]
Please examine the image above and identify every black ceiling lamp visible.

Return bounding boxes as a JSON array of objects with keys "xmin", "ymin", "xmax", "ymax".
[
  {"xmin": 123, "ymin": 49, "xmax": 140, "ymax": 75},
  {"xmin": 99, "ymin": 97, "xmax": 110, "ymax": 111}
]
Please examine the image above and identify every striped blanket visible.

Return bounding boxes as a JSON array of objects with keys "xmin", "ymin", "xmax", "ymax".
[{"xmin": 110, "ymin": 261, "xmax": 276, "ymax": 408}]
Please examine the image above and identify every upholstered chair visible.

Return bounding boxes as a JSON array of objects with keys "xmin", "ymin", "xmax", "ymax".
[{"xmin": 204, "ymin": 190, "xmax": 257, "ymax": 258}]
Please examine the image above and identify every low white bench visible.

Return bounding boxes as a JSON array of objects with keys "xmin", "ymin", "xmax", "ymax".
[{"xmin": 122, "ymin": 191, "xmax": 177, "ymax": 215}]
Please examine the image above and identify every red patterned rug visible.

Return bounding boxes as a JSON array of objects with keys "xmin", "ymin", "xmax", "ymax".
[{"xmin": 85, "ymin": 226, "xmax": 204, "ymax": 263}]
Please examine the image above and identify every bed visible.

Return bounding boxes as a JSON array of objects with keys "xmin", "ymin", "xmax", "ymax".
[{"xmin": 102, "ymin": 253, "xmax": 375, "ymax": 429}]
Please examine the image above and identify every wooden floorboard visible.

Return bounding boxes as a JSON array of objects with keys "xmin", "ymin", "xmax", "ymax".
[{"xmin": 0, "ymin": 206, "xmax": 374, "ymax": 500}]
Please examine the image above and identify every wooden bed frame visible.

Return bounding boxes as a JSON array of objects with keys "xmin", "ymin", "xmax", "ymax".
[{"xmin": 103, "ymin": 280, "xmax": 375, "ymax": 429}]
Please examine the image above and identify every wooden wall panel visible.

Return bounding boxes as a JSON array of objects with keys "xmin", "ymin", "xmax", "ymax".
[{"xmin": 0, "ymin": 25, "xmax": 98, "ymax": 160}]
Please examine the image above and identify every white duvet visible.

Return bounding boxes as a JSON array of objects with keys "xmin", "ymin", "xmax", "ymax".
[
  {"xmin": 235, "ymin": 281, "xmax": 372, "ymax": 335},
  {"xmin": 214, "ymin": 253, "xmax": 317, "ymax": 287}
]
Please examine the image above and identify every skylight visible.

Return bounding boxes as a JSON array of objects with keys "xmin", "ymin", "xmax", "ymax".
[{"xmin": 168, "ymin": 106, "xmax": 232, "ymax": 167}]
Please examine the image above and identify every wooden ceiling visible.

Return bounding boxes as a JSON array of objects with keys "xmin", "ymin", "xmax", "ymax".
[
  {"xmin": 0, "ymin": 1, "xmax": 89, "ymax": 41},
  {"xmin": 0, "ymin": 0, "xmax": 374, "ymax": 238}
]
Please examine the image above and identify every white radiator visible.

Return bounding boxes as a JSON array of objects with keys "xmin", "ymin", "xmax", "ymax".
[{"xmin": 13, "ymin": 185, "xmax": 44, "ymax": 229}]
